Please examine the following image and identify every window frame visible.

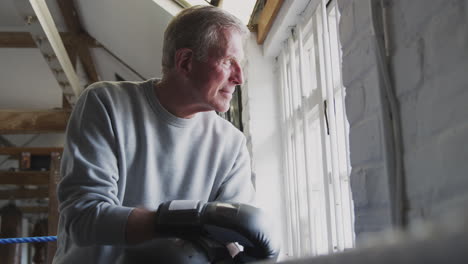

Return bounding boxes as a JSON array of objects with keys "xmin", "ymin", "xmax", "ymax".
[{"xmin": 277, "ymin": 0, "xmax": 355, "ymax": 258}]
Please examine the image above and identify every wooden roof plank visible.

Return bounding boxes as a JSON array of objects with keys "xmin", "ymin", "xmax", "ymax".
[
  {"xmin": 57, "ymin": 0, "xmax": 100, "ymax": 83},
  {"xmin": 0, "ymin": 188, "xmax": 48, "ymax": 199},
  {"xmin": 0, "ymin": 32, "xmax": 101, "ymax": 48},
  {"xmin": 257, "ymin": 0, "xmax": 284, "ymax": 44},
  {"xmin": 0, "ymin": 171, "xmax": 49, "ymax": 185},
  {"xmin": 0, "ymin": 147, "xmax": 63, "ymax": 156},
  {"xmin": 0, "ymin": 110, "xmax": 70, "ymax": 134}
]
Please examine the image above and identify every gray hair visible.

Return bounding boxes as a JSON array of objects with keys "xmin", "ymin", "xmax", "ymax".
[{"xmin": 161, "ymin": 5, "xmax": 248, "ymax": 74}]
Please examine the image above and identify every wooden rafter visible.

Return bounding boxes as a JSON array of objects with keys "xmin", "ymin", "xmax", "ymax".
[
  {"xmin": 0, "ymin": 32, "xmax": 43, "ymax": 48},
  {"xmin": 14, "ymin": 0, "xmax": 83, "ymax": 105},
  {"xmin": 0, "ymin": 110, "xmax": 70, "ymax": 134},
  {"xmin": 0, "ymin": 147, "xmax": 63, "ymax": 156},
  {"xmin": 0, "ymin": 171, "xmax": 49, "ymax": 185},
  {"xmin": 57, "ymin": 0, "xmax": 99, "ymax": 84},
  {"xmin": 0, "ymin": 188, "xmax": 48, "ymax": 200},
  {"xmin": 0, "ymin": 32, "xmax": 101, "ymax": 48},
  {"xmin": 257, "ymin": 0, "xmax": 284, "ymax": 44}
]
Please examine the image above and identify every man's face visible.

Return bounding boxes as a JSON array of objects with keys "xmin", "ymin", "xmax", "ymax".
[{"xmin": 188, "ymin": 28, "xmax": 244, "ymax": 113}]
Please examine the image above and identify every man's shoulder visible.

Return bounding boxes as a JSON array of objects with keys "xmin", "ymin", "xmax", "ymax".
[
  {"xmin": 78, "ymin": 79, "xmax": 153, "ymax": 105},
  {"xmin": 85, "ymin": 79, "xmax": 151, "ymax": 95}
]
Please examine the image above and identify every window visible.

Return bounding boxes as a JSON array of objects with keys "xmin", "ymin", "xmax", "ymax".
[{"xmin": 278, "ymin": 0, "xmax": 354, "ymax": 258}]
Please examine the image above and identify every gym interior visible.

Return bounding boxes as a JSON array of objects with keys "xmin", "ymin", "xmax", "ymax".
[{"xmin": 1, "ymin": 0, "xmax": 468, "ymax": 263}]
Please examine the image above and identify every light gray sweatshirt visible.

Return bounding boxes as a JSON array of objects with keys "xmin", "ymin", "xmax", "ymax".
[{"xmin": 53, "ymin": 79, "xmax": 255, "ymax": 263}]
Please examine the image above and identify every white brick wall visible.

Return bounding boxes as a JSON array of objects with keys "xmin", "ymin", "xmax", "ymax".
[
  {"xmin": 338, "ymin": 0, "xmax": 468, "ymax": 239},
  {"xmin": 338, "ymin": 0, "xmax": 395, "ymax": 238}
]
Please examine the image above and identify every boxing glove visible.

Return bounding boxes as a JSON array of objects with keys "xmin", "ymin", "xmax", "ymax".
[{"xmin": 154, "ymin": 200, "xmax": 280, "ymax": 260}]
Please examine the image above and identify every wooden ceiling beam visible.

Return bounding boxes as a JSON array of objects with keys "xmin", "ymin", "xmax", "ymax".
[
  {"xmin": 77, "ymin": 36, "xmax": 99, "ymax": 84},
  {"xmin": 57, "ymin": 0, "xmax": 99, "ymax": 83},
  {"xmin": 0, "ymin": 188, "xmax": 48, "ymax": 200},
  {"xmin": 0, "ymin": 171, "xmax": 49, "ymax": 185},
  {"xmin": 14, "ymin": 0, "xmax": 84, "ymax": 105},
  {"xmin": 0, "ymin": 32, "xmax": 101, "ymax": 48},
  {"xmin": 56, "ymin": 0, "xmax": 81, "ymax": 34},
  {"xmin": 0, "ymin": 147, "xmax": 63, "ymax": 156},
  {"xmin": 0, "ymin": 32, "xmax": 39, "ymax": 48},
  {"xmin": 257, "ymin": 0, "xmax": 284, "ymax": 44},
  {"xmin": 0, "ymin": 110, "xmax": 70, "ymax": 134}
]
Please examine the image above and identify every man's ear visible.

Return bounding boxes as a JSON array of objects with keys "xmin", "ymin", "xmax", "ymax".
[{"xmin": 174, "ymin": 48, "xmax": 193, "ymax": 75}]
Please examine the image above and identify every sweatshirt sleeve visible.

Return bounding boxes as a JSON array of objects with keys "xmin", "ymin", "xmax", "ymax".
[
  {"xmin": 215, "ymin": 136, "xmax": 256, "ymax": 205},
  {"xmin": 57, "ymin": 86, "xmax": 133, "ymax": 246}
]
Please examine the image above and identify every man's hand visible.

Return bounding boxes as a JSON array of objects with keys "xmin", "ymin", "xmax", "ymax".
[{"xmin": 154, "ymin": 200, "xmax": 280, "ymax": 260}]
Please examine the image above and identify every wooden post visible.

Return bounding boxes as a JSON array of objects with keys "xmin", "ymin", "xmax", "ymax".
[
  {"xmin": 46, "ymin": 152, "xmax": 61, "ymax": 264},
  {"xmin": 0, "ymin": 110, "xmax": 71, "ymax": 134},
  {"xmin": 32, "ymin": 219, "xmax": 48, "ymax": 264},
  {"xmin": 0, "ymin": 204, "xmax": 23, "ymax": 264}
]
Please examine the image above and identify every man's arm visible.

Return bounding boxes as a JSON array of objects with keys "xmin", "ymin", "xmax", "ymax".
[{"xmin": 58, "ymin": 86, "xmax": 134, "ymax": 246}]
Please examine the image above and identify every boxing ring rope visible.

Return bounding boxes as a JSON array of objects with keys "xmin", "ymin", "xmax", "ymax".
[{"xmin": 0, "ymin": 236, "xmax": 57, "ymax": 244}]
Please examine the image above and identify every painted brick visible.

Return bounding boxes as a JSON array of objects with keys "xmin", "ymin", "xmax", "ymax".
[
  {"xmin": 362, "ymin": 67, "xmax": 382, "ymax": 113},
  {"xmin": 345, "ymin": 81, "xmax": 365, "ymax": 126},
  {"xmin": 431, "ymin": 57, "xmax": 468, "ymax": 98},
  {"xmin": 392, "ymin": 0, "xmax": 445, "ymax": 44},
  {"xmin": 342, "ymin": 36, "xmax": 378, "ymax": 87},
  {"xmin": 350, "ymin": 166, "xmax": 368, "ymax": 207},
  {"xmin": 398, "ymin": 91, "xmax": 419, "ymax": 151},
  {"xmin": 353, "ymin": 0, "xmax": 372, "ymax": 33},
  {"xmin": 417, "ymin": 71, "xmax": 468, "ymax": 140},
  {"xmin": 404, "ymin": 143, "xmax": 442, "ymax": 199},
  {"xmin": 350, "ymin": 165, "xmax": 391, "ymax": 208},
  {"xmin": 363, "ymin": 165, "xmax": 391, "ymax": 206},
  {"xmin": 391, "ymin": 38, "xmax": 424, "ymax": 97},
  {"xmin": 431, "ymin": 193, "xmax": 468, "ymax": 219},
  {"xmin": 424, "ymin": 1, "xmax": 468, "ymax": 76},
  {"xmin": 349, "ymin": 116, "xmax": 382, "ymax": 165},
  {"xmin": 435, "ymin": 123, "xmax": 468, "ymax": 201},
  {"xmin": 353, "ymin": 206, "xmax": 393, "ymax": 238},
  {"xmin": 338, "ymin": 0, "xmax": 355, "ymax": 48},
  {"xmin": 339, "ymin": 0, "xmax": 468, "ymax": 236},
  {"xmin": 337, "ymin": 0, "xmax": 352, "ymax": 11},
  {"xmin": 414, "ymin": 80, "xmax": 437, "ymax": 141}
]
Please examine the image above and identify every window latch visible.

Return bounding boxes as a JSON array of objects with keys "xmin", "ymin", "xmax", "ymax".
[{"xmin": 324, "ymin": 99, "xmax": 330, "ymax": 135}]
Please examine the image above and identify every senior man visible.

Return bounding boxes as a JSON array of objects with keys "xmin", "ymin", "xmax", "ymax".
[{"xmin": 53, "ymin": 5, "xmax": 278, "ymax": 264}]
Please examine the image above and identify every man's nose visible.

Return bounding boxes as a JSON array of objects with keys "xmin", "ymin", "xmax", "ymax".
[{"xmin": 229, "ymin": 63, "xmax": 243, "ymax": 85}]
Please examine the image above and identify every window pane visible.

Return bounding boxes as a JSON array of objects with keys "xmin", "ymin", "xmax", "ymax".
[
  {"xmin": 306, "ymin": 106, "xmax": 329, "ymax": 255},
  {"xmin": 276, "ymin": 0, "xmax": 355, "ymax": 258}
]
